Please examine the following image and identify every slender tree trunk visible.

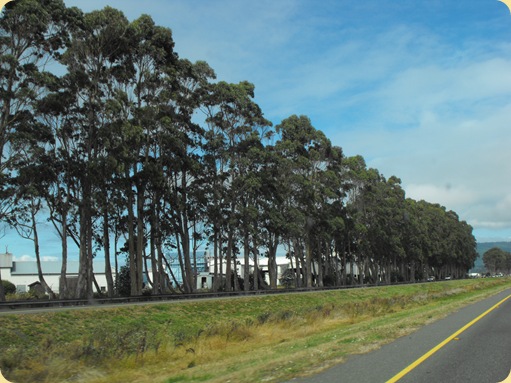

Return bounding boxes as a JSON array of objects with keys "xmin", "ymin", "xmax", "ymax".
[
  {"xmin": 31, "ymin": 207, "xmax": 55, "ymax": 299},
  {"xmin": 163, "ymin": 255, "xmax": 182, "ymax": 293},
  {"xmin": 143, "ymin": 247, "xmax": 152, "ymax": 289},
  {"xmin": 293, "ymin": 239, "xmax": 301, "ymax": 288},
  {"xmin": 213, "ymin": 230, "xmax": 219, "ymax": 292},
  {"xmin": 267, "ymin": 233, "xmax": 278, "ymax": 289},
  {"xmin": 192, "ymin": 233, "xmax": 198, "ymax": 291},
  {"xmin": 176, "ymin": 236, "xmax": 186, "ymax": 291},
  {"xmin": 252, "ymin": 237, "xmax": 259, "ymax": 291},
  {"xmin": 127, "ymin": 173, "xmax": 136, "ymax": 297},
  {"xmin": 0, "ymin": 269, "xmax": 5, "ymax": 301},
  {"xmin": 157, "ymin": 241, "xmax": 165, "ymax": 294},
  {"xmin": 349, "ymin": 259, "xmax": 354, "ymax": 285},
  {"xmin": 92, "ymin": 275, "xmax": 101, "ymax": 295},
  {"xmin": 179, "ymin": 172, "xmax": 194, "ymax": 293},
  {"xmin": 58, "ymin": 207, "xmax": 69, "ymax": 299},
  {"xmin": 114, "ymin": 219, "xmax": 119, "ymax": 294},
  {"xmin": 317, "ymin": 243, "xmax": 325, "ymax": 288},
  {"xmin": 243, "ymin": 231, "xmax": 250, "ymax": 292},
  {"xmin": 226, "ymin": 230, "xmax": 233, "ymax": 292},
  {"xmin": 86, "ymin": 212, "xmax": 94, "ymax": 300},
  {"xmin": 151, "ymin": 206, "xmax": 160, "ymax": 295},
  {"xmin": 410, "ymin": 260, "xmax": 416, "ymax": 282},
  {"xmin": 305, "ymin": 240, "xmax": 312, "ymax": 288},
  {"xmin": 76, "ymin": 201, "xmax": 89, "ymax": 299},
  {"xmin": 192, "ymin": 246, "xmax": 198, "ymax": 292},
  {"xmin": 180, "ymin": 231, "xmax": 194, "ymax": 293},
  {"xmin": 103, "ymin": 206, "xmax": 114, "ymax": 297},
  {"xmin": 135, "ymin": 184, "xmax": 145, "ymax": 295}
]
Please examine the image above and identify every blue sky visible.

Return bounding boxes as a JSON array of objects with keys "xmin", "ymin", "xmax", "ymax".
[{"xmin": 3, "ymin": 0, "xmax": 511, "ymax": 259}]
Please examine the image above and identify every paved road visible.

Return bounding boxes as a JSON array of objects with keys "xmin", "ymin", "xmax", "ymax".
[{"xmin": 286, "ymin": 288, "xmax": 511, "ymax": 383}]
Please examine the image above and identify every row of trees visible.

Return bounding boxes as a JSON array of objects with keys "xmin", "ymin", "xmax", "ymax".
[
  {"xmin": 0, "ymin": 1, "xmax": 478, "ymax": 300},
  {"xmin": 482, "ymin": 248, "xmax": 511, "ymax": 275}
]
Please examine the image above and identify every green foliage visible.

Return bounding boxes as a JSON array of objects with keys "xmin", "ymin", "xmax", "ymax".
[
  {"xmin": 5, "ymin": 290, "xmax": 43, "ymax": 301},
  {"xmin": 1, "ymin": 280, "xmax": 16, "ymax": 295},
  {"xmin": 115, "ymin": 265, "xmax": 131, "ymax": 297},
  {"xmin": 483, "ymin": 247, "xmax": 511, "ymax": 275},
  {"xmin": 279, "ymin": 268, "xmax": 296, "ymax": 288}
]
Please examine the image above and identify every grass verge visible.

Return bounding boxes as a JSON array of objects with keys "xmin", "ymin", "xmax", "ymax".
[{"xmin": 1, "ymin": 278, "xmax": 510, "ymax": 383}]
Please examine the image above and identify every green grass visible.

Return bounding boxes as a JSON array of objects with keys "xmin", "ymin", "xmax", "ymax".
[{"xmin": 1, "ymin": 278, "xmax": 510, "ymax": 383}]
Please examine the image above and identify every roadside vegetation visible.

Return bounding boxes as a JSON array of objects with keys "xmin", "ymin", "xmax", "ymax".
[{"xmin": 1, "ymin": 278, "xmax": 509, "ymax": 383}]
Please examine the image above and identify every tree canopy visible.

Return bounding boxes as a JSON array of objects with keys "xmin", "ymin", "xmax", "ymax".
[{"xmin": 483, "ymin": 247, "xmax": 511, "ymax": 275}]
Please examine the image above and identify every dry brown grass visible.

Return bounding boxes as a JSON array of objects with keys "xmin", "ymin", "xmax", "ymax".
[{"xmin": 2, "ymin": 278, "xmax": 510, "ymax": 383}]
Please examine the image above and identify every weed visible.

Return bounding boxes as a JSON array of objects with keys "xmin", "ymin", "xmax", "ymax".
[
  {"xmin": 257, "ymin": 312, "xmax": 271, "ymax": 324},
  {"xmin": 165, "ymin": 376, "xmax": 187, "ymax": 383}
]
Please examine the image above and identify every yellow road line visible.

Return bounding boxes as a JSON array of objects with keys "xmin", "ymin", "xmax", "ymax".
[{"xmin": 385, "ymin": 293, "xmax": 511, "ymax": 383}]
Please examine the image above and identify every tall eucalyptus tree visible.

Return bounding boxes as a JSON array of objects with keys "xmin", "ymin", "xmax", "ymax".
[
  {"xmin": 275, "ymin": 115, "xmax": 332, "ymax": 287},
  {"xmin": 59, "ymin": 6, "xmax": 132, "ymax": 298},
  {"xmin": 203, "ymin": 81, "xmax": 270, "ymax": 291},
  {"xmin": 0, "ymin": 0, "xmax": 68, "ymax": 300}
]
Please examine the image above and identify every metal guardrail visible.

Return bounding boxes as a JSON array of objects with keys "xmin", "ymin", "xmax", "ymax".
[{"xmin": 0, "ymin": 280, "xmax": 437, "ymax": 312}]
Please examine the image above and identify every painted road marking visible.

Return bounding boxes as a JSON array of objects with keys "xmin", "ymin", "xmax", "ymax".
[{"xmin": 385, "ymin": 293, "xmax": 511, "ymax": 383}]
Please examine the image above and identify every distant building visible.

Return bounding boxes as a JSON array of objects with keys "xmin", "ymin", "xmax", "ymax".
[
  {"xmin": 166, "ymin": 251, "xmax": 293, "ymax": 289},
  {"xmin": 1, "ymin": 250, "xmax": 358, "ymax": 295},
  {"xmin": 0, "ymin": 252, "xmax": 114, "ymax": 294}
]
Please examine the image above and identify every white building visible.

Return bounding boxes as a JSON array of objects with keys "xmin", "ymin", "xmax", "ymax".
[
  {"xmin": 0, "ymin": 252, "xmax": 114, "ymax": 294},
  {"xmin": 202, "ymin": 253, "xmax": 310, "ymax": 287}
]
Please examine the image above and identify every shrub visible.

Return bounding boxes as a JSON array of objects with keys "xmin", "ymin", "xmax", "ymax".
[
  {"xmin": 5, "ymin": 291, "xmax": 40, "ymax": 301},
  {"xmin": 2, "ymin": 280, "xmax": 16, "ymax": 295},
  {"xmin": 279, "ymin": 269, "xmax": 295, "ymax": 288},
  {"xmin": 115, "ymin": 265, "xmax": 131, "ymax": 297}
]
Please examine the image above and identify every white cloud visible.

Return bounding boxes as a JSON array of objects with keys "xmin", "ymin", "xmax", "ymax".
[{"xmin": 406, "ymin": 184, "xmax": 479, "ymax": 208}]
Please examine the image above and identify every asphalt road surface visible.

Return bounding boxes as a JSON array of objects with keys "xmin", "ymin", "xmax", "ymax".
[{"xmin": 286, "ymin": 288, "xmax": 511, "ymax": 383}]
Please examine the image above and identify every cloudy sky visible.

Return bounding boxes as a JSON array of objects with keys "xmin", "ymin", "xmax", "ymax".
[{"xmin": 3, "ymin": 0, "xmax": 511, "ymax": 259}]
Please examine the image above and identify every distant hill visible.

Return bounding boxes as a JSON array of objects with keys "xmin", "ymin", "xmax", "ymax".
[
  {"xmin": 476, "ymin": 242, "xmax": 511, "ymax": 254},
  {"xmin": 471, "ymin": 242, "xmax": 511, "ymax": 273}
]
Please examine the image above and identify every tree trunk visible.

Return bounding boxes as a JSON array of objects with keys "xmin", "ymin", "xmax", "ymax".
[
  {"xmin": 151, "ymin": 207, "xmax": 160, "ymax": 295},
  {"xmin": 58, "ymin": 207, "xmax": 69, "ymax": 299},
  {"xmin": 226, "ymin": 230, "xmax": 233, "ymax": 292},
  {"xmin": 86, "ymin": 212, "xmax": 94, "ymax": 300},
  {"xmin": 305, "ymin": 239, "xmax": 313, "ymax": 288},
  {"xmin": 212, "ymin": 231, "xmax": 219, "ymax": 292},
  {"xmin": 243, "ymin": 232, "xmax": 250, "ymax": 292},
  {"xmin": 127, "ymin": 174, "xmax": 137, "ymax": 297},
  {"xmin": 179, "ymin": 171, "xmax": 194, "ymax": 293},
  {"xmin": 317, "ymin": 243, "xmax": 325, "ymax": 288},
  {"xmin": 182, "ymin": 231, "xmax": 194, "ymax": 293},
  {"xmin": 32, "ymin": 207, "xmax": 55, "ymax": 299},
  {"xmin": 0, "ymin": 267, "xmax": 5, "ymax": 301},
  {"xmin": 144, "ymin": 247, "xmax": 152, "ymax": 289},
  {"xmin": 252, "ymin": 241, "xmax": 259, "ymax": 291},
  {"xmin": 135, "ymin": 183, "xmax": 145, "ymax": 295},
  {"xmin": 267, "ymin": 233, "xmax": 278, "ymax": 289},
  {"xmin": 103, "ymin": 207, "xmax": 114, "ymax": 297},
  {"xmin": 75, "ymin": 201, "xmax": 89, "ymax": 299},
  {"xmin": 232, "ymin": 252, "xmax": 241, "ymax": 291},
  {"xmin": 163, "ymin": 255, "xmax": 183, "ymax": 293}
]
